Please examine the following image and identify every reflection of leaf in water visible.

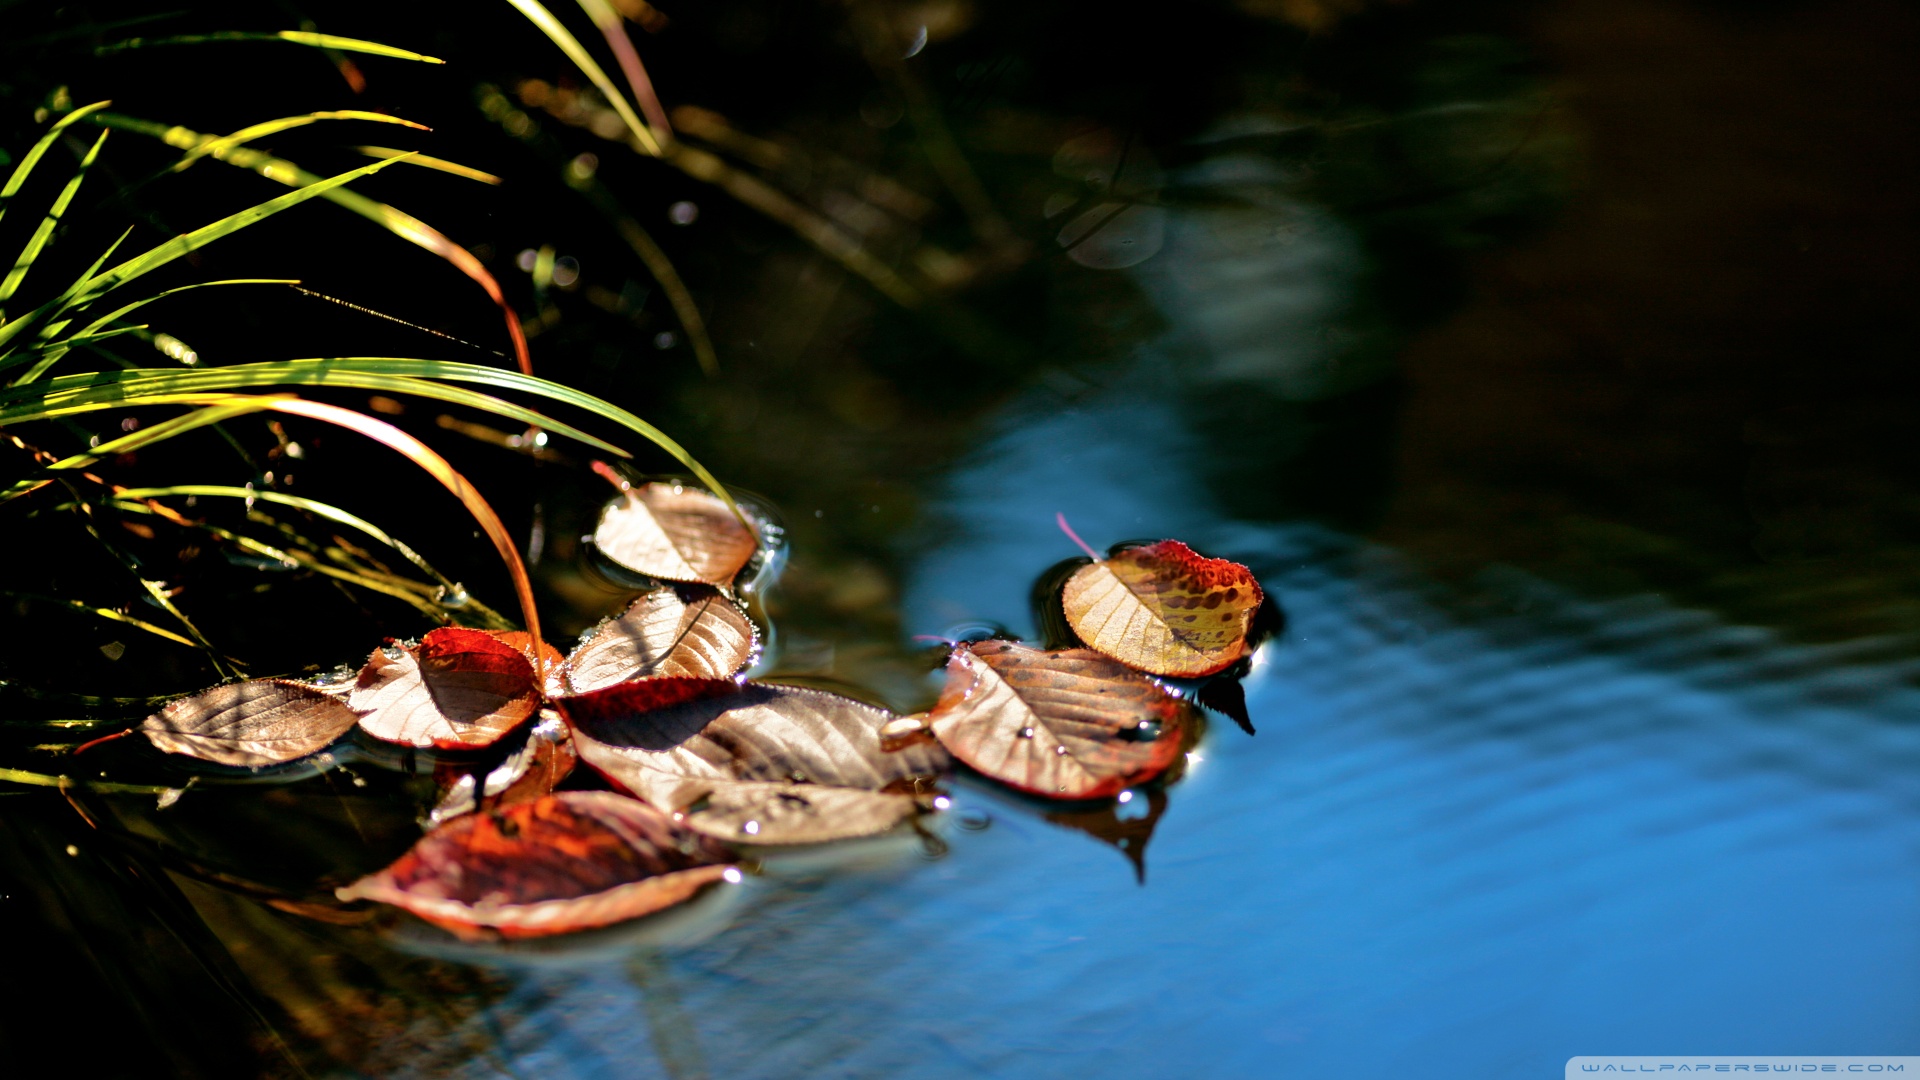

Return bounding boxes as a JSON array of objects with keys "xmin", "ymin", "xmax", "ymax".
[
  {"xmin": 337, "ymin": 792, "xmax": 733, "ymax": 940},
  {"xmin": 1061, "ymin": 538, "xmax": 1263, "ymax": 678},
  {"xmin": 1199, "ymin": 677, "xmax": 1255, "ymax": 736},
  {"xmin": 1043, "ymin": 788, "xmax": 1169, "ymax": 885},
  {"xmin": 593, "ymin": 482, "xmax": 757, "ymax": 586},
  {"xmin": 563, "ymin": 679, "xmax": 949, "ymax": 845},
  {"xmin": 566, "ymin": 585, "xmax": 756, "ymax": 694},
  {"xmin": 142, "ymin": 679, "xmax": 359, "ymax": 767},
  {"xmin": 350, "ymin": 628, "xmax": 540, "ymax": 749}
]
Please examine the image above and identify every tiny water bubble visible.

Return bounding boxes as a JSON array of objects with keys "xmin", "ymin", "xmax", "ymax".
[
  {"xmin": 742, "ymin": 820, "xmax": 761, "ymax": 836},
  {"xmin": 1018, "ymin": 727, "xmax": 1035, "ymax": 739},
  {"xmin": 957, "ymin": 808, "xmax": 992, "ymax": 831},
  {"xmin": 722, "ymin": 867, "xmax": 744, "ymax": 884}
]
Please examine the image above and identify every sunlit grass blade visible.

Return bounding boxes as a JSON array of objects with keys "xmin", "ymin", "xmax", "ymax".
[
  {"xmin": 4, "ymin": 378, "xmax": 626, "ymax": 460},
  {"xmin": 0, "ymin": 397, "xmax": 292, "ymax": 504},
  {"xmin": 0, "ymin": 766, "xmax": 177, "ymax": 795},
  {"xmin": 261, "ymin": 398, "xmax": 547, "ymax": 680},
  {"xmin": 504, "ymin": 0, "xmax": 660, "ymax": 156},
  {"xmin": 0, "ymin": 152, "xmax": 416, "ymax": 356},
  {"xmin": 575, "ymin": 0, "xmax": 672, "ymax": 141},
  {"xmin": 95, "ymin": 112, "xmax": 532, "ymax": 376},
  {"xmin": 176, "ymin": 111, "xmax": 430, "ymax": 171},
  {"xmin": 8, "ymin": 279, "xmax": 298, "ymax": 382},
  {"xmin": 0, "ymin": 357, "xmax": 738, "ymax": 512},
  {"xmin": 4, "ymin": 591, "xmax": 199, "ymax": 648},
  {"xmin": 0, "ymin": 128, "xmax": 110, "ymax": 314},
  {"xmin": 355, "ymin": 147, "xmax": 503, "ymax": 185},
  {"xmin": 0, "ymin": 101, "xmax": 112, "ymax": 234},
  {"xmin": 94, "ymin": 30, "xmax": 445, "ymax": 64},
  {"xmin": 111, "ymin": 484, "xmax": 461, "ymax": 591}
]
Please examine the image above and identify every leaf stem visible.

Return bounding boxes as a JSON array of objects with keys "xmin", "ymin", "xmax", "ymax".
[{"xmin": 1055, "ymin": 512, "xmax": 1102, "ymax": 561}]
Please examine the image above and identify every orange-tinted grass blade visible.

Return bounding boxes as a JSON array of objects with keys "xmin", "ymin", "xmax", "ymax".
[
  {"xmin": 576, "ymin": 0, "xmax": 672, "ymax": 142},
  {"xmin": 506, "ymin": 0, "xmax": 660, "ymax": 156},
  {"xmin": 1055, "ymin": 512, "xmax": 1101, "ymax": 561},
  {"xmin": 72, "ymin": 728, "xmax": 134, "ymax": 755},
  {"xmin": 263, "ymin": 399, "xmax": 547, "ymax": 685}
]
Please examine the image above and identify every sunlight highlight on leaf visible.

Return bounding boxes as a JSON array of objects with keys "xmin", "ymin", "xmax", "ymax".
[
  {"xmin": 355, "ymin": 146, "xmax": 503, "ymax": 185},
  {"xmin": 176, "ymin": 111, "xmax": 430, "ymax": 171}
]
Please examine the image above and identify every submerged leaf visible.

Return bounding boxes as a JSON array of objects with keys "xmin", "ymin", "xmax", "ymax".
[
  {"xmin": 141, "ymin": 679, "xmax": 358, "ymax": 767},
  {"xmin": 349, "ymin": 628, "xmax": 540, "ymax": 749},
  {"xmin": 336, "ymin": 791, "xmax": 733, "ymax": 940},
  {"xmin": 565, "ymin": 586, "xmax": 756, "ymax": 694},
  {"xmin": 561, "ymin": 679, "xmax": 949, "ymax": 845},
  {"xmin": 927, "ymin": 640, "xmax": 1189, "ymax": 800},
  {"xmin": 593, "ymin": 483, "xmax": 756, "ymax": 585},
  {"xmin": 1061, "ymin": 540, "xmax": 1263, "ymax": 677}
]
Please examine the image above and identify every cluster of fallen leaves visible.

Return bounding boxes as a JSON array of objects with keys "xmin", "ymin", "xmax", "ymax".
[{"xmin": 128, "ymin": 481, "xmax": 1265, "ymax": 942}]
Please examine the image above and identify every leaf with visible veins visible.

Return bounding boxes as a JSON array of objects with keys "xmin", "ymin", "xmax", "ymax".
[
  {"xmin": 430, "ymin": 711, "xmax": 579, "ymax": 826},
  {"xmin": 349, "ymin": 627, "xmax": 540, "ymax": 749},
  {"xmin": 566, "ymin": 586, "xmax": 756, "ymax": 694},
  {"xmin": 336, "ymin": 792, "xmax": 733, "ymax": 940},
  {"xmin": 141, "ymin": 679, "xmax": 359, "ymax": 767},
  {"xmin": 1061, "ymin": 540, "xmax": 1262, "ymax": 677},
  {"xmin": 927, "ymin": 640, "xmax": 1189, "ymax": 799},
  {"xmin": 560, "ymin": 679, "xmax": 950, "ymax": 845},
  {"xmin": 593, "ymin": 483, "xmax": 757, "ymax": 585}
]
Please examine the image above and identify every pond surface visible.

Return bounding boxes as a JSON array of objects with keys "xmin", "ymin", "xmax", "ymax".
[{"xmin": 1, "ymin": 1, "xmax": 1915, "ymax": 1076}]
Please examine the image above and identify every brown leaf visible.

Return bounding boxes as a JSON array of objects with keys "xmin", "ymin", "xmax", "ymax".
[
  {"xmin": 927, "ymin": 640, "xmax": 1189, "ymax": 799},
  {"xmin": 141, "ymin": 679, "xmax": 359, "ymax": 767},
  {"xmin": 565, "ymin": 586, "xmax": 757, "ymax": 694},
  {"xmin": 1061, "ymin": 540, "xmax": 1263, "ymax": 677},
  {"xmin": 560, "ymin": 679, "xmax": 950, "ymax": 845},
  {"xmin": 336, "ymin": 791, "xmax": 734, "ymax": 940},
  {"xmin": 593, "ymin": 482, "xmax": 757, "ymax": 585},
  {"xmin": 429, "ymin": 711, "xmax": 579, "ymax": 826},
  {"xmin": 349, "ymin": 627, "xmax": 540, "ymax": 749}
]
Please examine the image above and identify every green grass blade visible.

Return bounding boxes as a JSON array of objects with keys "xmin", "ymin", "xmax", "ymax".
[
  {"xmin": 0, "ymin": 128, "xmax": 111, "ymax": 314},
  {"xmin": 112, "ymin": 484, "xmax": 458, "ymax": 587},
  {"xmin": 4, "ymin": 590, "xmax": 198, "ymax": 648},
  {"xmin": 503, "ymin": 0, "xmax": 660, "ymax": 156},
  {"xmin": 0, "ymin": 398, "xmax": 289, "ymax": 504},
  {"xmin": 95, "ymin": 30, "xmax": 445, "ymax": 64},
  {"xmin": 6, "ymin": 279, "xmax": 299, "ymax": 382},
  {"xmin": 0, "ymin": 153, "xmax": 415, "ymax": 355},
  {"xmin": 0, "ymin": 101, "xmax": 112, "ymax": 230},
  {"xmin": 3, "ymin": 378, "xmax": 627, "ymax": 460},
  {"xmin": 177, "ymin": 111, "xmax": 430, "ymax": 171}
]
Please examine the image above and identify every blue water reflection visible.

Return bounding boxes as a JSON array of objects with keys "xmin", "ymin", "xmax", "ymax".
[{"xmin": 432, "ymin": 374, "xmax": 1918, "ymax": 1078}]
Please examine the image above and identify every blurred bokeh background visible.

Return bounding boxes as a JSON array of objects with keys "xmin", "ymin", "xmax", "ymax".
[{"xmin": 0, "ymin": 0, "xmax": 1913, "ymax": 1075}]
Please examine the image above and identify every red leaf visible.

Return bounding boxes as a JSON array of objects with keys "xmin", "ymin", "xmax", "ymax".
[
  {"xmin": 1061, "ymin": 540, "xmax": 1263, "ymax": 677},
  {"xmin": 593, "ymin": 482, "xmax": 757, "ymax": 585},
  {"xmin": 336, "ymin": 792, "xmax": 734, "ymax": 940},
  {"xmin": 927, "ymin": 640, "xmax": 1189, "ymax": 799},
  {"xmin": 141, "ymin": 679, "xmax": 359, "ymax": 767},
  {"xmin": 560, "ymin": 680, "xmax": 950, "ymax": 844},
  {"xmin": 349, "ymin": 627, "xmax": 540, "ymax": 749},
  {"xmin": 565, "ymin": 586, "xmax": 757, "ymax": 694},
  {"xmin": 484, "ymin": 629, "xmax": 568, "ymax": 696}
]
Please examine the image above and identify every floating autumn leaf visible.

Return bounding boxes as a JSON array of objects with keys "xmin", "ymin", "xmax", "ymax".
[
  {"xmin": 565, "ymin": 586, "xmax": 756, "ymax": 694},
  {"xmin": 927, "ymin": 640, "xmax": 1189, "ymax": 800},
  {"xmin": 561, "ymin": 679, "xmax": 950, "ymax": 845},
  {"xmin": 336, "ymin": 791, "xmax": 735, "ymax": 940},
  {"xmin": 429, "ymin": 711, "xmax": 578, "ymax": 826},
  {"xmin": 484, "ymin": 630, "xmax": 568, "ymax": 696},
  {"xmin": 593, "ymin": 481, "xmax": 757, "ymax": 585},
  {"xmin": 141, "ymin": 679, "xmax": 360, "ymax": 767},
  {"xmin": 349, "ymin": 627, "xmax": 540, "ymax": 749},
  {"xmin": 1060, "ymin": 538, "xmax": 1263, "ymax": 677}
]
